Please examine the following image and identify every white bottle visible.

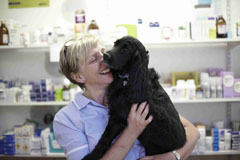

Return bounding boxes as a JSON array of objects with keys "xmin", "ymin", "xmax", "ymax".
[
  {"xmin": 210, "ymin": 77, "xmax": 217, "ymax": 98},
  {"xmin": 186, "ymin": 79, "xmax": 196, "ymax": 100},
  {"xmin": 137, "ymin": 19, "xmax": 144, "ymax": 42},
  {"xmin": 62, "ymin": 78, "xmax": 71, "ymax": 101},
  {"xmin": 201, "ymin": 72, "xmax": 210, "ymax": 98},
  {"xmin": 216, "ymin": 77, "xmax": 223, "ymax": 98},
  {"xmin": 176, "ymin": 80, "xmax": 186, "ymax": 99},
  {"xmin": 205, "ymin": 136, "xmax": 213, "ymax": 151}
]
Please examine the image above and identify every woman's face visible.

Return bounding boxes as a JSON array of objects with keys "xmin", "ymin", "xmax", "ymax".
[{"xmin": 80, "ymin": 44, "xmax": 113, "ymax": 89}]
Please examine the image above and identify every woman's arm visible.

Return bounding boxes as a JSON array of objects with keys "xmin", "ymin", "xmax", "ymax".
[
  {"xmin": 101, "ymin": 102, "xmax": 153, "ymax": 160},
  {"xmin": 141, "ymin": 115, "xmax": 200, "ymax": 160}
]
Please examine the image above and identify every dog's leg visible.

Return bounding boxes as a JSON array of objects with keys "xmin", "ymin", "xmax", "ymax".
[{"xmin": 82, "ymin": 117, "xmax": 125, "ymax": 160}]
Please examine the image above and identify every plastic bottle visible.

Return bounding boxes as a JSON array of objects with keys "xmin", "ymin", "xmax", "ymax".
[
  {"xmin": 186, "ymin": 79, "xmax": 196, "ymax": 100},
  {"xmin": 216, "ymin": 15, "xmax": 227, "ymax": 38},
  {"xmin": 0, "ymin": 21, "xmax": 9, "ymax": 45},
  {"xmin": 208, "ymin": 17, "xmax": 217, "ymax": 39},
  {"xmin": 196, "ymin": 85, "xmax": 203, "ymax": 99},
  {"xmin": 201, "ymin": 72, "xmax": 210, "ymax": 98},
  {"xmin": 210, "ymin": 77, "xmax": 217, "ymax": 98},
  {"xmin": 237, "ymin": 21, "xmax": 240, "ymax": 37},
  {"xmin": 216, "ymin": 77, "xmax": 223, "ymax": 98},
  {"xmin": 62, "ymin": 78, "xmax": 70, "ymax": 101},
  {"xmin": 88, "ymin": 20, "xmax": 99, "ymax": 36},
  {"xmin": 137, "ymin": 19, "xmax": 144, "ymax": 41},
  {"xmin": 205, "ymin": 136, "xmax": 213, "ymax": 151},
  {"xmin": 74, "ymin": 9, "xmax": 86, "ymax": 38},
  {"xmin": 176, "ymin": 80, "xmax": 186, "ymax": 99}
]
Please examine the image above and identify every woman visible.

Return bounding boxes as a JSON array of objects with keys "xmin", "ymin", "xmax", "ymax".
[{"xmin": 53, "ymin": 34, "xmax": 200, "ymax": 160}]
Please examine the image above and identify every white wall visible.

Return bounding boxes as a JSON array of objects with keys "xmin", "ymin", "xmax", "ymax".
[{"xmin": 0, "ymin": 0, "xmax": 240, "ymax": 134}]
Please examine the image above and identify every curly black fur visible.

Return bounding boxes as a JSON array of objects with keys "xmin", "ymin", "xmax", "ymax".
[{"xmin": 83, "ymin": 36, "xmax": 186, "ymax": 160}]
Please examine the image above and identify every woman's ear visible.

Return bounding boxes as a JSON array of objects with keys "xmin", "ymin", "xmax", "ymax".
[{"xmin": 70, "ymin": 72, "xmax": 86, "ymax": 83}]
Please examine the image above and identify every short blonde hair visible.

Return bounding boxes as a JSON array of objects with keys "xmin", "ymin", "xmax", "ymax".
[{"xmin": 59, "ymin": 34, "xmax": 100, "ymax": 89}]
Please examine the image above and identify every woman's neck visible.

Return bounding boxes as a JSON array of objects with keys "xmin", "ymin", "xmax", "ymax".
[{"xmin": 83, "ymin": 88, "xmax": 107, "ymax": 106}]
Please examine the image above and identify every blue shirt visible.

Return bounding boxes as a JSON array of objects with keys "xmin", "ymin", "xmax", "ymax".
[{"xmin": 53, "ymin": 92, "xmax": 145, "ymax": 160}]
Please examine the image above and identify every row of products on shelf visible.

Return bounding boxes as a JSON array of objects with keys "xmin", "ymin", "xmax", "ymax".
[
  {"xmin": 193, "ymin": 120, "xmax": 240, "ymax": 153},
  {"xmin": 0, "ymin": 68, "xmax": 240, "ymax": 104},
  {"xmin": 0, "ymin": 9, "xmax": 99, "ymax": 46},
  {"xmin": 1, "ymin": 120, "xmax": 239, "ymax": 156},
  {"xmin": 0, "ymin": 124, "xmax": 63, "ymax": 156},
  {"xmin": 0, "ymin": 78, "xmax": 82, "ymax": 103},
  {"xmin": 163, "ymin": 68, "xmax": 240, "ymax": 100},
  {"xmin": 1, "ymin": 8, "xmax": 240, "ymax": 46}
]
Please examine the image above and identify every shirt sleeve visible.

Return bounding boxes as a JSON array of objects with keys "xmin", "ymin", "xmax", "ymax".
[{"xmin": 53, "ymin": 111, "xmax": 90, "ymax": 160}]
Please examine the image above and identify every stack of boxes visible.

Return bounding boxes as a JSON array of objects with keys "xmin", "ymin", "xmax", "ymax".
[
  {"xmin": 224, "ymin": 130, "xmax": 231, "ymax": 150},
  {"xmin": 30, "ymin": 79, "xmax": 55, "ymax": 102},
  {"xmin": 2, "ymin": 132, "xmax": 15, "ymax": 155},
  {"xmin": 212, "ymin": 128, "xmax": 219, "ymax": 151},
  {"xmin": 0, "ymin": 136, "xmax": 3, "ymax": 154},
  {"xmin": 197, "ymin": 125, "xmax": 206, "ymax": 153},
  {"xmin": 231, "ymin": 131, "xmax": 240, "ymax": 150},
  {"xmin": 14, "ymin": 125, "xmax": 34, "ymax": 154}
]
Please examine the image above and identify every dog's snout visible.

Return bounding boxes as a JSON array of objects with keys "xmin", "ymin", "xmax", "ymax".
[{"xmin": 103, "ymin": 52, "xmax": 111, "ymax": 60}]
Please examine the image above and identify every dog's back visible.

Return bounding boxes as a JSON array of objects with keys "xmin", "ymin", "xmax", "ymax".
[{"xmin": 137, "ymin": 68, "xmax": 186, "ymax": 155}]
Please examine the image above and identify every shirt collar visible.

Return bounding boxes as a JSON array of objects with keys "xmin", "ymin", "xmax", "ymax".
[{"xmin": 73, "ymin": 92, "xmax": 108, "ymax": 110}]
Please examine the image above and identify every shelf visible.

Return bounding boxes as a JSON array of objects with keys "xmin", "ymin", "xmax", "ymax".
[
  {"xmin": 0, "ymin": 101, "xmax": 69, "ymax": 107},
  {"xmin": 0, "ymin": 153, "xmax": 65, "ymax": 157},
  {"xmin": 0, "ymin": 44, "xmax": 49, "ymax": 49},
  {"xmin": 0, "ymin": 98, "xmax": 240, "ymax": 107},
  {"xmin": 172, "ymin": 98, "xmax": 240, "ymax": 104},
  {"xmin": 105, "ymin": 38, "xmax": 240, "ymax": 49},
  {"xmin": 0, "ymin": 151, "xmax": 239, "ymax": 157},
  {"xmin": 1, "ymin": 38, "xmax": 240, "ymax": 50},
  {"xmin": 193, "ymin": 150, "xmax": 240, "ymax": 156}
]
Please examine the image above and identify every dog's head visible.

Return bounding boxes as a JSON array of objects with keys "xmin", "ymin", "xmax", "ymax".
[{"xmin": 103, "ymin": 36, "xmax": 149, "ymax": 72}]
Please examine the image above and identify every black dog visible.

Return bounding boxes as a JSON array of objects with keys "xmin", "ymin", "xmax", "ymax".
[{"xmin": 83, "ymin": 36, "xmax": 186, "ymax": 159}]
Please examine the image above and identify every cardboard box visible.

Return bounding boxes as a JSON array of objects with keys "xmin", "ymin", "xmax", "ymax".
[
  {"xmin": 220, "ymin": 72, "xmax": 234, "ymax": 98},
  {"xmin": 234, "ymin": 79, "xmax": 240, "ymax": 97}
]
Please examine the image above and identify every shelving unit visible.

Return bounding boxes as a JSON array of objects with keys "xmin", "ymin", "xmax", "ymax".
[
  {"xmin": 193, "ymin": 150, "xmax": 240, "ymax": 156},
  {"xmin": 0, "ymin": 150, "xmax": 239, "ymax": 158},
  {"xmin": 0, "ymin": 38, "xmax": 240, "ymax": 50},
  {"xmin": 0, "ymin": 98, "xmax": 240, "ymax": 107},
  {"xmin": 1, "ymin": 38, "xmax": 240, "ymax": 159}
]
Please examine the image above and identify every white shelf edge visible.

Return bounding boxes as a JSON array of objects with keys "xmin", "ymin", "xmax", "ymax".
[
  {"xmin": 192, "ymin": 150, "xmax": 240, "ymax": 156},
  {"xmin": 1, "ymin": 151, "xmax": 239, "ymax": 157},
  {"xmin": 1, "ymin": 38, "xmax": 240, "ymax": 50},
  {"xmin": 0, "ymin": 44, "xmax": 49, "ymax": 49},
  {"xmin": 0, "ymin": 98, "xmax": 240, "ymax": 107},
  {"xmin": 172, "ymin": 98, "xmax": 240, "ymax": 104},
  {"xmin": 0, "ymin": 101, "xmax": 69, "ymax": 106},
  {"xmin": 0, "ymin": 153, "xmax": 66, "ymax": 157}
]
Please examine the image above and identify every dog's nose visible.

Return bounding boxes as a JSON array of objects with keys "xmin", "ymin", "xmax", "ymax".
[{"xmin": 103, "ymin": 52, "xmax": 111, "ymax": 60}]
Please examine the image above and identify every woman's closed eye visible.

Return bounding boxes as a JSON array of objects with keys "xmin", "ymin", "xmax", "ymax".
[{"xmin": 89, "ymin": 56, "xmax": 97, "ymax": 63}]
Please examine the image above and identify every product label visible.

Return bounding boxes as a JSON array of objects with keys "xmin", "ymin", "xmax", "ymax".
[
  {"xmin": 234, "ymin": 81, "xmax": 240, "ymax": 93},
  {"xmin": 75, "ymin": 14, "xmax": 85, "ymax": 23},
  {"xmin": 75, "ymin": 23, "xmax": 85, "ymax": 33},
  {"xmin": 223, "ymin": 75, "xmax": 234, "ymax": 87},
  {"xmin": 3, "ymin": 34, "xmax": 9, "ymax": 44},
  {"xmin": 63, "ymin": 90, "xmax": 70, "ymax": 101},
  {"xmin": 88, "ymin": 29, "xmax": 99, "ymax": 36},
  {"xmin": 218, "ymin": 25, "xmax": 227, "ymax": 34}
]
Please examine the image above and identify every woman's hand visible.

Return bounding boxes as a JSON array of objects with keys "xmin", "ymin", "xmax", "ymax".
[
  {"xmin": 125, "ymin": 102, "xmax": 153, "ymax": 138},
  {"xmin": 140, "ymin": 152, "xmax": 176, "ymax": 160}
]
